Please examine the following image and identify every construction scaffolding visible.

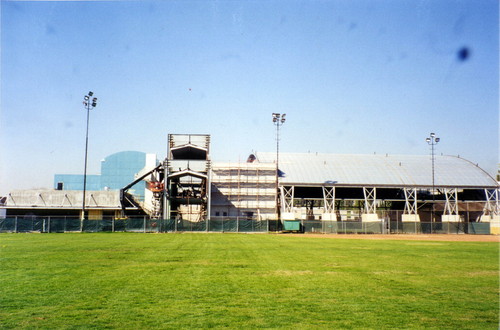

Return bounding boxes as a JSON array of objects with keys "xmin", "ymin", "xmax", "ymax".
[{"xmin": 211, "ymin": 162, "xmax": 276, "ymax": 220}]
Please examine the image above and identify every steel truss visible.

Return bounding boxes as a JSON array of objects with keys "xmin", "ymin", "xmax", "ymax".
[
  {"xmin": 483, "ymin": 188, "xmax": 500, "ymax": 216},
  {"xmin": 281, "ymin": 186, "xmax": 294, "ymax": 213},
  {"xmin": 443, "ymin": 188, "xmax": 459, "ymax": 216},
  {"xmin": 363, "ymin": 187, "xmax": 376, "ymax": 214},
  {"xmin": 403, "ymin": 188, "xmax": 417, "ymax": 215},
  {"xmin": 322, "ymin": 186, "xmax": 335, "ymax": 213}
]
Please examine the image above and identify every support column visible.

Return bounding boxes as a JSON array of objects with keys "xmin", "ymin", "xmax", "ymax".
[
  {"xmin": 402, "ymin": 188, "xmax": 420, "ymax": 222},
  {"xmin": 362, "ymin": 187, "xmax": 379, "ymax": 222},
  {"xmin": 482, "ymin": 188, "xmax": 500, "ymax": 234},
  {"xmin": 482, "ymin": 189, "xmax": 500, "ymax": 219},
  {"xmin": 442, "ymin": 188, "xmax": 460, "ymax": 222},
  {"xmin": 280, "ymin": 186, "xmax": 295, "ymax": 220},
  {"xmin": 206, "ymin": 160, "xmax": 212, "ymax": 224},
  {"xmin": 163, "ymin": 160, "xmax": 169, "ymax": 220},
  {"xmin": 322, "ymin": 186, "xmax": 336, "ymax": 221}
]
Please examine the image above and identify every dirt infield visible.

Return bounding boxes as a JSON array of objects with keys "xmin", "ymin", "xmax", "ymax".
[{"xmin": 283, "ymin": 233, "xmax": 500, "ymax": 242}]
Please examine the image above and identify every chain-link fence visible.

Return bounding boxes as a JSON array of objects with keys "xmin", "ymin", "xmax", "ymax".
[
  {"xmin": 0, "ymin": 216, "xmax": 491, "ymax": 234},
  {"xmin": 387, "ymin": 221, "xmax": 490, "ymax": 234}
]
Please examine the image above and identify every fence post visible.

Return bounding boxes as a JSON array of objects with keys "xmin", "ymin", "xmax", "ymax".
[{"xmin": 143, "ymin": 216, "xmax": 146, "ymax": 233}]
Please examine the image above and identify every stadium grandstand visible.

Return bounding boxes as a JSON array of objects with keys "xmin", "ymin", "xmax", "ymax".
[{"xmin": 1, "ymin": 134, "xmax": 498, "ymax": 234}]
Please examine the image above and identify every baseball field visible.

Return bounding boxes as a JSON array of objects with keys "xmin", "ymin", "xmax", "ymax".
[{"xmin": 1, "ymin": 233, "xmax": 498, "ymax": 328}]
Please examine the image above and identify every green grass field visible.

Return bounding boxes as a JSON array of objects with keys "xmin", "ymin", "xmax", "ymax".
[{"xmin": 0, "ymin": 233, "xmax": 498, "ymax": 329}]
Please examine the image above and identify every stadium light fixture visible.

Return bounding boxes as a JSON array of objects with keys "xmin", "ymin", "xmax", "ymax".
[
  {"xmin": 82, "ymin": 91, "xmax": 98, "ymax": 221},
  {"xmin": 272, "ymin": 113, "xmax": 286, "ymax": 224},
  {"xmin": 426, "ymin": 132, "xmax": 440, "ymax": 223}
]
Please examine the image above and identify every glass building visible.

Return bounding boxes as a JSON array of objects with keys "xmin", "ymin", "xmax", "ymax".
[
  {"xmin": 53, "ymin": 174, "xmax": 100, "ymax": 191},
  {"xmin": 54, "ymin": 151, "xmax": 151, "ymax": 200}
]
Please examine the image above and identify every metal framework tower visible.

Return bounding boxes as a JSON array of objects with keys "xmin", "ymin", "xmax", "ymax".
[
  {"xmin": 163, "ymin": 134, "xmax": 211, "ymax": 221},
  {"xmin": 119, "ymin": 134, "xmax": 210, "ymax": 221}
]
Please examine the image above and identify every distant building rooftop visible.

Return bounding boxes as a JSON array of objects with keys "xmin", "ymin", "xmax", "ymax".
[
  {"xmin": 5, "ymin": 190, "xmax": 121, "ymax": 209},
  {"xmin": 254, "ymin": 152, "xmax": 498, "ymax": 188}
]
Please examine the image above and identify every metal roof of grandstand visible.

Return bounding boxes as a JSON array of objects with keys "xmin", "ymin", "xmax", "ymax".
[{"xmin": 254, "ymin": 152, "xmax": 498, "ymax": 188}]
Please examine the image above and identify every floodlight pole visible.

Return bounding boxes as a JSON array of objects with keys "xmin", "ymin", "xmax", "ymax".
[
  {"xmin": 82, "ymin": 91, "xmax": 98, "ymax": 222},
  {"xmin": 426, "ymin": 132, "xmax": 440, "ymax": 223},
  {"xmin": 272, "ymin": 113, "xmax": 286, "ymax": 224}
]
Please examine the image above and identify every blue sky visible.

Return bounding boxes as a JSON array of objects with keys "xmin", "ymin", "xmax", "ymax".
[{"xmin": 1, "ymin": 0, "xmax": 498, "ymax": 195}]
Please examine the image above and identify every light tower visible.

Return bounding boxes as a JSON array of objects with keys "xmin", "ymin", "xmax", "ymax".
[
  {"xmin": 82, "ymin": 91, "xmax": 98, "ymax": 220},
  {"xmin": 272, "ymin": 113, "xmax": 286, "ymax": 222},
  {"xmin": 426, "ymin": 132, "xmax": 440, "ymax": 222}
]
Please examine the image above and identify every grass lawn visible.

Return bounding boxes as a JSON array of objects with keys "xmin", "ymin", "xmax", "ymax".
[{"xmin": 0, "ymin": 233, "xmax": 498, "ymax": 329}]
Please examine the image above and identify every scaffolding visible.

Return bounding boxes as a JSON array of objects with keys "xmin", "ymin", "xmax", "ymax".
[{"xmin": 211, "ymin": 162, "xmax": 276, "ymax": 220}]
